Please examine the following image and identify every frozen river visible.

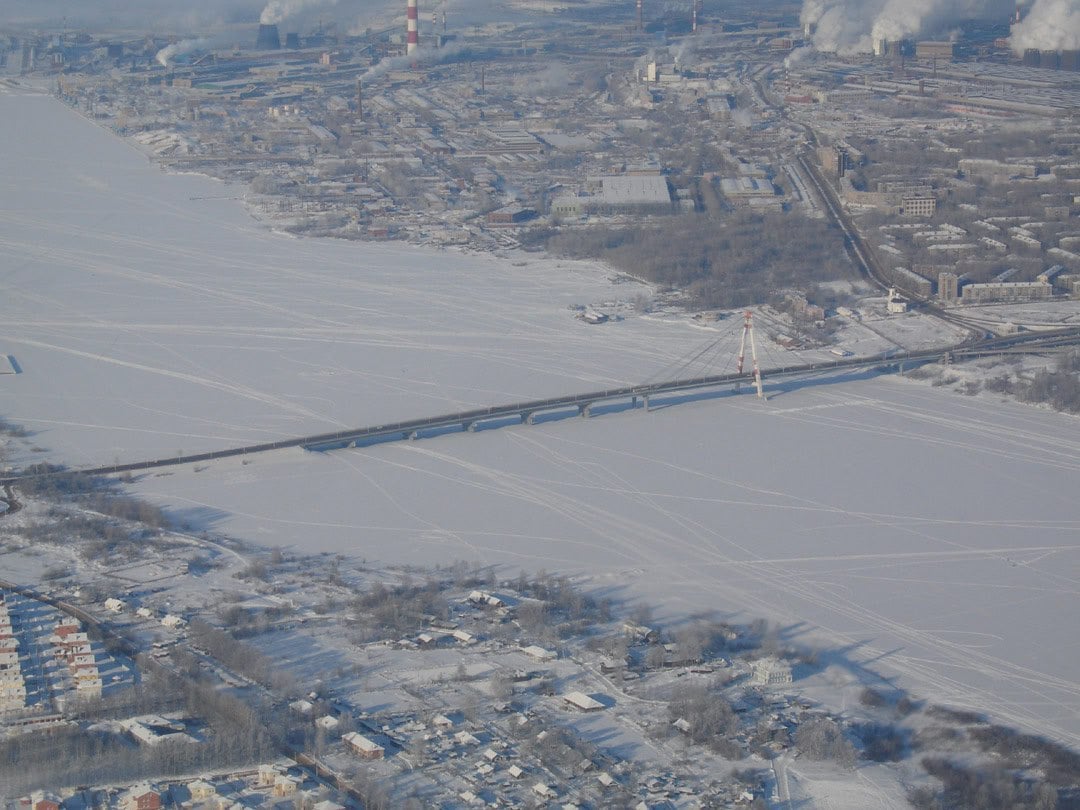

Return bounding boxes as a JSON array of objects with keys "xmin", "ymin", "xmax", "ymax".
[{"xmin": 1, "ymin": 88, "xmax": 1079, "ymax": 747}]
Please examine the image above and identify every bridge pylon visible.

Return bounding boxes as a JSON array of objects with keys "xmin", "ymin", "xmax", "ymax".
[{"xmin": 736, "ymin": 311, "xmax": 766, "ymax": 400}]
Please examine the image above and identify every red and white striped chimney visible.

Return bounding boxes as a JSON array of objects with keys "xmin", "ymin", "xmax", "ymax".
[{"xmin": 407, "ymin": 0, "xmax": 419, "ymax": 55}]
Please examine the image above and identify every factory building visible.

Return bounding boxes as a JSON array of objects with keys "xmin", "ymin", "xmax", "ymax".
[
  {"xmin": 720, "ymin": 176, "xmax": 781, "ymax": 209},
  {"xmin": 255, "ymin": 24, "xmax": 281, "ymax": 51},
  {"xmin": 551, "ymin": 175, "xmax": 673, "ymax": 217},
  {"xmin": 1023, "ymin": 49, "xmax": 1080, "ymax": 71},
  {"xmin": 915, "ymin": 41, "xmax": 956, "ymax": 61}
]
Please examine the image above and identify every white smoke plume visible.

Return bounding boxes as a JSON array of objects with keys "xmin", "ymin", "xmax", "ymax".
[
  {"xmin": 801, "ymin": 0, "xmax": 886, "ymax": 53},
  {"xmin": 1010, "ymin": 0, "xmax": 1080, "ymax": 53},
  {"xmin": 155, "ymin": 38, "xmax": 213, "ymax": 66},
  {"xmin": 801, "ymin": 0, "xmax": 1017, "ymax": 53},
  {"xmin": 360, "ymin": 41, "xmax": 471, "ymax": 81},
  {"xmin": 783, "ymin": 46, "xmax": 813, "ymax": 69},
  {"xmin": 261, "ymin": 0, "xmax": 338, "ymax": 26},
  {"xmin": 871, "ymin": 0, "xmax": 1013, "ymax": 44}
]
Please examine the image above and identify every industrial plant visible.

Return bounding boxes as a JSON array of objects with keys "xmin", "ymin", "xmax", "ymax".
[{"xmin": 6, "ymin": 0, "xmax": 1074, "ymax": 306}]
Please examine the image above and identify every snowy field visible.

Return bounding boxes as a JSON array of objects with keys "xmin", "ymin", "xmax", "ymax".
[{"xmin": 2, "ymin": 91, "xmax": 1079, "ymax": 749}]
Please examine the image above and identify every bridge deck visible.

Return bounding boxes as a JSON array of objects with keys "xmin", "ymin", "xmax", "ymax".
[{"xmin": 3, "ymin": 328, "xmax": 1076, "ymax": 484}]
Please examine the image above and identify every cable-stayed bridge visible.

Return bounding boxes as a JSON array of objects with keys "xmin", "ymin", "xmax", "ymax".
[{"xmin": 3, "ymin": 325, "xmax": 1078, "ymax": 485}]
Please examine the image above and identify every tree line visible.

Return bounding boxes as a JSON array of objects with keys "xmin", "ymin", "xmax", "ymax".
[{"xmin": 524, "ymin": 210, "xmax": 854, "ymax": 309}]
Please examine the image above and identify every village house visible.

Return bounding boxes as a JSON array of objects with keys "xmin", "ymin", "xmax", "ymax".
[
  {"xmin": 21, "ymin": 792, "xmax": 62, "ymax": 810},
  {"xmin": 432, "ymin": 713, "xmax": 455, "ymax": 730},
  {"xmin": 562, "ymin": 691, "xmax": 605, "ymax": 712},
  {"xmin": 188, "ymin": 780, "xmax": 217, "ymax": 801},
  {"xmin": 121, "ymin": 784, "xmax": 161, "ymax": 810},
  {"xmin": 273, "ymin": 774, "xmax": 301, "ymax": 797},
  {"xmin": 342, "ymin": 731, "xmax": 385, "ymax": 760},
  {"xmin": 522, "ymin": 644, "xmax": 556, "ymax": 661},
  {"xmin": 532, "ymin": 783, "xmax": 556, "ymax": 799},
  {"xmin": 751, "ymin": 657, "xmax": 794, "ymax": 686},
  {"xmin": 454, "ymin": 730, "xmax": 481, "ymax": 746}
]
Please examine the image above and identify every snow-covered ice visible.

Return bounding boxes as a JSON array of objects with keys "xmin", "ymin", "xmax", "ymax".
[{"xmin": 2, "ymin": 92, "xmax": 1079, "ymax": 748}]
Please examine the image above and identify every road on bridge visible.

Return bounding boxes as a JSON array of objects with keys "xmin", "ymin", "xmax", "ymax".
[{"xmin": 3, "ymin": 327, "xmax": 1077, "ymax": 487}]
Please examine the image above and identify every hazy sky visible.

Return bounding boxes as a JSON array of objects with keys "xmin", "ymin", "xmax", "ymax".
[
  {"xmin": 1, "ymin": 0, "xmax": 520, "ymax": 32},
  {"xmin": 2, "ymin": 0, "xmax": 397, "ymax": 32}
]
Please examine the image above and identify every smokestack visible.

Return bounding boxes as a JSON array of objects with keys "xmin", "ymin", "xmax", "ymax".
[
  {"xmin": 692, "ymin": 1, "xmax": 697, "ymax": 32},
  {"xmin": 357, "ymin": 78, "xmax": 363, "ymax": 121},
  {"xmin": 285, "ymin": 32, "xmax": 300, "ymax": 49},
  {"xmin": 256, "ymin": 24, "xmax": 281, "ymax": 50},
  {"xmin": 407, "ymin": 0, "xmax": 419, "ymax": 55},
  {"xmin": 637, "ymin": 0, "xmax": 643, "ymax": 31}
]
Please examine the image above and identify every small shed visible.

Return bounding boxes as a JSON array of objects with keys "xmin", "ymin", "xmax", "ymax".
[{"xmin": 522, "ymin": 645, "xmax": 556, "ymax": 661}]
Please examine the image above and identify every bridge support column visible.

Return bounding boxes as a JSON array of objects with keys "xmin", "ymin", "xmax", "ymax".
[
  {"xmin": 899, "ymin": 362, "xmax": 905, "ymax": 377},
  {"xmin": 643, "ymin": 394, "xmax": 650, "ymax": 412}
]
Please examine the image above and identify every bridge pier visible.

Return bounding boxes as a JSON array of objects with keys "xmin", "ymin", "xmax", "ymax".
[{"xmin": 643, "ymin": 394, "xmax": 650, "ymax": 412}]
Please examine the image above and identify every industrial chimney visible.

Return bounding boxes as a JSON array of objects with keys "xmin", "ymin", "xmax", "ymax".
[
  {"xmin": 285, "ymin": 32, "xmax": 300, "ymax": 49},
  {"xmin": 406, "ymin": 0, "xmax": 419, "ymax": 55},
  {"xmin": 256, "ymin": 24, "xmax": 281, "ymax": 50}
]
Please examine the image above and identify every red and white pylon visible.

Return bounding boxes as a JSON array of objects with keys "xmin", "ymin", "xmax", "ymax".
[
  {"xmin": 736, "ymin": 310, "xmax": 766, "ymax": 400},
  {"xmin": 406, "ymin": 0, "xmax": 419, "ymax": 55}
]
